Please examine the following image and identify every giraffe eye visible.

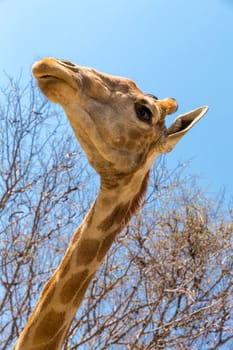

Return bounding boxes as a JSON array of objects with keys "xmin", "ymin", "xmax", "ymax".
[{"xmin": 135, "ymin": 103, "xmax": 153, "ymax": 124}]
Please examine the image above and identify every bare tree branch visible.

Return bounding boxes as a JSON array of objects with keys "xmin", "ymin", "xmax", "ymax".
[{"xmin": 0, "ymin": 78, "xmax": 232, "ymax": 349}]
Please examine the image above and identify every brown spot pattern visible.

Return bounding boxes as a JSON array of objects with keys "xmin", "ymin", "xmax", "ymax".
[
  {"xmin": 128, "ymin": 129, "xmax": 141, "ymax": 139},
  {"xmin": 76, "ymin": 239, "xmax": 100, "ymax": 266},
  {"xmin": 97, "ymin": 202, "xmax": 130, "ymax": 231},
  {"xmin": 73, "ymin": 275, "xmax": 93, "ymax": 307},
  {"xmin": 38, "ymin": 275, "xmax": 57, "ymax": 314},
  {"xmin": 33, "ymin": 309, "xmax": 65, "ymax": 343},
  {"xmin": 39, "ymin": 288, "xmax": 56, "ymax": 315},
  {"xmin": 97, "ymin": 230, "xmax": 117, "ymax": 262},
  {"xmin": 60, "ymin": 269, "xmax": 88, "ymax": 304},
  {"xmin": 71, "ymin": 205, "xmax": 95, "ymax": 246},
  {"xmin": 31, "ymin": 326, "xmax": 66, "ymax": 350}
]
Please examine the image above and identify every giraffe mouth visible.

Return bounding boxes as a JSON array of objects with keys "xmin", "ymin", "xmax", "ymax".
[
  {"xmin": 38, "ymin": 74, "xmax": 68, "ymax": 86},
  {"xmin": 36, "ymin": 73, "xmax": 69, "ymax": 85},
  {"xmin": 38, "ymin": 74, "xmax": 60, "ymax": 81},
  {"xmin": 39, "ymin": 74, "xmax": 56, "ymax": 79},
  {"xmin": 34, "ymin": 72, "xmax": 80, "ymax": 96}
]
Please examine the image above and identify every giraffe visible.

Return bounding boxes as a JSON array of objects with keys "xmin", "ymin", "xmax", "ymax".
[{"xmin": 14, "ymin": 58, "xmax": 208, "ymax": 350}]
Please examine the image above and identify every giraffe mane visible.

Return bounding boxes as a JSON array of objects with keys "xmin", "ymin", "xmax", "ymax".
[{"xmin": 123, "ymin": 170, "xmax": 150, "ymax": 227}]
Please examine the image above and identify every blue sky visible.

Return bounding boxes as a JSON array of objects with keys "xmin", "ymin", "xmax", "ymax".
[{"xmin": 0, "ymin": 0, "xmax": 232, "ymax": 194}]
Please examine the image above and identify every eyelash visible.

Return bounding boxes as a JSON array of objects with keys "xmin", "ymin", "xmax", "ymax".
[{"xmin": 135, "ymin": 103, "xmax": 153, "ymax": 124}]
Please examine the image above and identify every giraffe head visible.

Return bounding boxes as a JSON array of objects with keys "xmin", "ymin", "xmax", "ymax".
[{"xmin": 32, "ymin": 58, "xmax": 208, "ymax": 177}]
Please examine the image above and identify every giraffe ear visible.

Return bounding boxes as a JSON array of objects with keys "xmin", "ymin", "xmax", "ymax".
[{"xmin": 160, "ymin": 106, "xmax": 209, "ymax": 153}]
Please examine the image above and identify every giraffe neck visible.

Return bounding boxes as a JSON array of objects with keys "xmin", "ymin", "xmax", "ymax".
[{"xmin": 14, "ymin": 164, "xmax": 152, "ymax": 350}]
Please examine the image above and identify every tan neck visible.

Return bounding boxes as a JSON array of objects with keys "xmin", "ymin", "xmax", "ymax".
[{"xmin": 14, "ymin": 167, "xmax": 150, "ymax": 350}]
